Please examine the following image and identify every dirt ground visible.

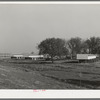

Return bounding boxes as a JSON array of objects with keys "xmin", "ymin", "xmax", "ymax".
[{"xmin": 0, "ymin": 59, "xmax": 100, "ymax": 89}]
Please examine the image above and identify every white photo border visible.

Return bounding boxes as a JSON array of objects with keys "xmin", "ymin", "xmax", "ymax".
[{"xmin": 0, "ymin": 1, "xmax": 99, "ymax": 98}]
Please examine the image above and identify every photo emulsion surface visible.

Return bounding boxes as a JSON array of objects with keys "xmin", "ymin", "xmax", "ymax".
[{"xmin": 0, "ymin": 4, "xmax": 100, "ymax": 89}]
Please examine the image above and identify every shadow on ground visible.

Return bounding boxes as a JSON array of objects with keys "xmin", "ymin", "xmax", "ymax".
[{"xmin": 41, "ymin": 74, "xmax": 100, "ymax": 89}]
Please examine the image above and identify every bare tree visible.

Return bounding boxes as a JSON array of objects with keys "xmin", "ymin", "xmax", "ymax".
[
  {"xmin": 67, "ymin": 37, "xmax": 82, "ymax": 59},
  {"xmin": 85, "ymin": 37, "xmax": 100, "ymax": 54}
]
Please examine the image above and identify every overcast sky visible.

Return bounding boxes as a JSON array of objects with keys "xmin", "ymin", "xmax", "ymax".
[{"xmin": 0, "ymin": 4, "xmax": 100, "ymax": 54}]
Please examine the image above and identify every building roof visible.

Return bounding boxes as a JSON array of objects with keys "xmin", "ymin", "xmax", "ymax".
[{"xmin": 77, "ymin": 54, "xmax": 96, "ymax": 56}]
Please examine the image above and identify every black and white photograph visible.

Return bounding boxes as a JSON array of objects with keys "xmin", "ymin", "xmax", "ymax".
[{"xmin": 0, "ymin": 2, "xmax": 100, "ymax": 90}]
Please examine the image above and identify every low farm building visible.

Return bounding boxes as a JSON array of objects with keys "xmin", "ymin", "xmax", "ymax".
[
  {"xmin": 11, "ymin": 54, "xmax": 24, "ymax": 59},
  {"xmin": 27, "ymin": 55, "xmax": 44, "ymax": 60},
  {"xmin": 11, "ymin": 54, "xmax": 44, "ymax": 60},
  {"xmin": 77, "ymin": 54, "xmax": 97, "ymax": 61}
]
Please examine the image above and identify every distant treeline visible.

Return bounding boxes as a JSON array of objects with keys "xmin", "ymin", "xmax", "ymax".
[{"xmin": 38, "ymin": 36, "xmax": 100, "ymax": 62}]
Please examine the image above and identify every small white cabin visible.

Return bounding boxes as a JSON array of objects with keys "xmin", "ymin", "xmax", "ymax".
[{"xmin": 77, "ymin": 54, "xmax": 97, "ymax": 60}]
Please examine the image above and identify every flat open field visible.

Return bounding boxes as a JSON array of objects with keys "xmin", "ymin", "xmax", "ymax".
[{"xmin": 0, "ymin": 59, "xmax": 100, "ymax": 89}]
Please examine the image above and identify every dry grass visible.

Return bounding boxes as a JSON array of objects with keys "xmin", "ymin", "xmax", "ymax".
[{"xmin": 0, "ymin": 59, "xmax": 100, "ymax": 89}]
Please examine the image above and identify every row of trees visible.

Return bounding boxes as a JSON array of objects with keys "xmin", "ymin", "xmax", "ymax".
[{"xmin": 38, "ymin": 37, "xmax": 100, "ymax": 62}]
